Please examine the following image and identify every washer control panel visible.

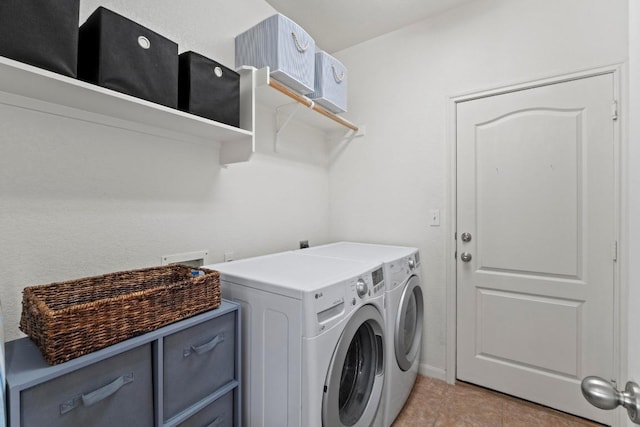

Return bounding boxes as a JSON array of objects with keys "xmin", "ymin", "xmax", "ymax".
[
  {"xmin": 307, "ymin": 265, "xmax": 385, "ymax": 337},
  {"xmin": 347, "ymin": 266, "xmax": 384, "ymax": 304},
  {"xmin": 388, "ymin": 251, "xmax": 421, "ymax": 291},
  {"xmin": 353, "ymin": 266, "xmax": 384, "ymax": 299},
  {"xmin": 371, "ymin": 266, "xmax": 385, "ymax": 295},
  {"xmin": 408, "ymin": 257, "xmax": 416, "ymax": 270},
  {"xmin": 356, "ymin": 278, "xmax": 368, "ymax": 297}
]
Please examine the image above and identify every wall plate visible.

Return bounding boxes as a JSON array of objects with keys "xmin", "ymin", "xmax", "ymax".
[{"xmin": 161, "ymin": 250, "xmax": 209, "ymax": 267}]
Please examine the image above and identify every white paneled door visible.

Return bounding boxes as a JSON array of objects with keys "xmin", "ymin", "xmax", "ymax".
[{"xmin": 456, "ymin": 73, "xmax": 616, "ymax": 424}]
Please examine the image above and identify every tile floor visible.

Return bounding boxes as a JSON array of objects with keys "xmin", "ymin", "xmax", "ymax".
[{"xmin": 391, "ymin": 375, "xmax": 605, "ymax": 427}]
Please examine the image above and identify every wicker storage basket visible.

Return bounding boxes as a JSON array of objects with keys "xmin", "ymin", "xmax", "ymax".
[{"xmin": 20, "ymin": 265, "xmax": 220, "ymax": 365}]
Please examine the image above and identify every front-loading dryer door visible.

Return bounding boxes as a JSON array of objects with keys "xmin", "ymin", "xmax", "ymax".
[
  {"xmin": 395, "ymin": 275, "xmax": 424, "ymax": 371},
  {"xmin": 322, "ymin": 304, "xmax": 385, "ymax": 427}
]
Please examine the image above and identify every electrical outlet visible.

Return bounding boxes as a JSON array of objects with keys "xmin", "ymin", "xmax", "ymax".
[{"xmin": 299, "ymin": 240, "xmax": 309, "ymax": 249}]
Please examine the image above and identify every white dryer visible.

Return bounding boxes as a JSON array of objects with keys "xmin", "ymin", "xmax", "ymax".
[
  {"xmin": 301, "ymin": 242, "xmax": 424, "ymax": 426},
  {"xmin": 205, "ymin": 251, "xmax": 386, "ymax": 427}
]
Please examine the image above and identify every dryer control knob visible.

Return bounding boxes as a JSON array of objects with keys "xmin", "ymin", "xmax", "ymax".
[
  {"xmin": 356, "ymin": 278, "xmax": 368, "ymax": 298},
  {"xmin": 408, "ymin": 258, "xmax": 416, "ymax": 269}
]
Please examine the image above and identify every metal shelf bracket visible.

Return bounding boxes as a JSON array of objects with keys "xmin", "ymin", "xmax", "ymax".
[{"xmin": 275, "ymin": 102, "xmax": 306, "ymax": 152}]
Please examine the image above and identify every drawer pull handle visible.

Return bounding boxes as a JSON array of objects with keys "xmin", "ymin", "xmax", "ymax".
[
  {"xmin": 205, "ymin": 416, "xmax": 224, "ymax": 427},
  {"xmin": 184, "ymin": 333, "xmax": 225, "ymax": 358},
  {"xmin": 60, "ymin": 372, "xmax": 134, "ymax": 415},
  {"xmin": 82, "ymin": 372, "xmax": 134, "ymax": 406}
]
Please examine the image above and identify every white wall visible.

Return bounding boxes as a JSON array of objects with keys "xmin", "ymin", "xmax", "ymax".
[
  {"xmin": 0, "ymin": 0, "xmax": 332, "ymax": 341},
  {"xmin": 331, "ymin": 0, "xmax": 628, "ymax": 378}
]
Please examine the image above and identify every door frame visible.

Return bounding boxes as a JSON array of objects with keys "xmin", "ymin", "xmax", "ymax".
[{"xmin": 444, "ymin": 64, "xmax": 624, "ymax": 424}]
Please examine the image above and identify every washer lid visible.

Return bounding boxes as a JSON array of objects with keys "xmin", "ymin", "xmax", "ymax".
[{"xmin": 205, "ymin": 252, "xmax": 378, "ymax": 299}]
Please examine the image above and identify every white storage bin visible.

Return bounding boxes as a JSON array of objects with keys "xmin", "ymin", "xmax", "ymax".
[
  {"xmin": 310, "ymin": 50, "xmax": 347, "ymax": 113},
  {"xmin": 235, "ymin": 14, "xmax": 315, "ymax": 94}
]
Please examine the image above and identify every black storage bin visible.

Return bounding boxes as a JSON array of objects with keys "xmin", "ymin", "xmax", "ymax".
[
  {"xmin": 0, "ymin": 0, "xmax": 79, "ymax": 77},
  {"xmin": 179, "ymin": 51, "xmax": 240, "ymax": 127},
  {"xmin": 78, "ymin": 7, "xmax": 178, "ymax": 108}
]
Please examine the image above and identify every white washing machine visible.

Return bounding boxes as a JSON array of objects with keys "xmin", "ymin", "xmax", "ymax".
[
  {"xmin": 301, "ymin": 242, "xmax": 424, "ymax": 426},
  {"xmin": 205, "ymin": 251, "xmax": 386, "ymax": 427}
]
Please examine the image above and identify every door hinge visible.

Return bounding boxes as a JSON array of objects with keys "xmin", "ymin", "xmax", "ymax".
[
  {"xmin": 613, "ymin": 240, "xmax": 618, "ymax": 262},
  {"xmin": 612, "ymin": 100, "xmax": 618, "ymax": 121}
]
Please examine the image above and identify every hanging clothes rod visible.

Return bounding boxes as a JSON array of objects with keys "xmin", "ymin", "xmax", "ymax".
[{"xmin": 268, "ymin": 78, "xmax": 359, "ymax": 132}]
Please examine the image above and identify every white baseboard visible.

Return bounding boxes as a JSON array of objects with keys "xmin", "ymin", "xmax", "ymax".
[{"xmin": 418, "ymin": 363, "xmax": 447, "ymax": 382}]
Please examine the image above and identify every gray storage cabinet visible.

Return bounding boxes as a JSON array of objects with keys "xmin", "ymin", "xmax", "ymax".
[{"xmin": 6, "ymin": 300, "xmax": 241, "ymax": 427}]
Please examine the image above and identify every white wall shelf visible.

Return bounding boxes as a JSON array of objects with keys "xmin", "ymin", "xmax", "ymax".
[
  {"xmin": 254, "ymin": 67, "xmax": 364, "ymax": 139},
  {"xmin": 0, "ymin": 56, "xmax": 256, "ymax": 165}
]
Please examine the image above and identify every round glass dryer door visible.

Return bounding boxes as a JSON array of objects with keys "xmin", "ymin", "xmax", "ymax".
[
  {"xmin": 323, "ymin": 305, "xmax": 385, "ymax": 427},
  {"xmin": 395, "ymin": 275, "xmax": 424, "ymax": 371}
]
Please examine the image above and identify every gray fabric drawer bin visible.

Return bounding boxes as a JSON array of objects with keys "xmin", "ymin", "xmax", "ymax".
[
  {"xmin": 177, "ymin": 390, "xmax": 234, "ymax": 427},
  {"xmin": 163, "ymin": 311, "xmax": 236, "ymax": 420},
  {"xmin": 236, "ymin": 13, "xmax": 315, "ymax": 94},
  {"xmin": 21, "ymin": 344, "xmax": 154, "ymax": 427},
  {"xmin": 310, "ymin": 50, "xmax": 348, "ymax": 113}
]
